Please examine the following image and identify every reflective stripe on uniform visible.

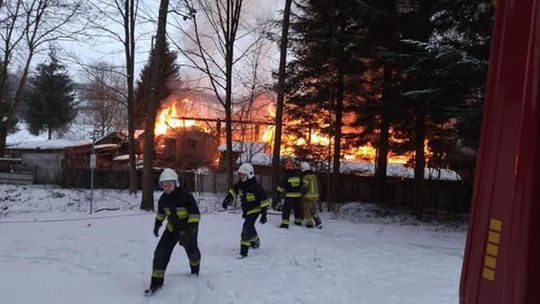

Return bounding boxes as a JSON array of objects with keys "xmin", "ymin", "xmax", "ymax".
[
  {"xmin": 250, "ymin": 236, "xmax": 259, "ymax": 242},
  {"xmin": 303, "ymin": 174, "xmax": 319, "ymax": 198},
  {"xmin": 277, "ymin": 186, "xmax": 285, "ymax": 193},
  {"xmin": 294, "ymin": 219, "xmax": 303, "ymax": 224},
  {"xmin": 241, "ymin": 240, "xmax": 251, "ymax": 246},
  {"xmin": 245, "ymin": 193, "xmax": 256, "ymax": 202},
  {"xmin": 188, "ymin": 214, "xmax": 201, "ymax": 223},
  {"xmin": 260, "ymin": 199, "xmax": 270, "ymax": 208},
  {"xmin": 152, "ymin": 270, "xmax": 165, "ymax": 278},
  {"xmin": 156, "ymin": 213, "xmax": 166, "ymax": 221},
  {"xmin": 229, "ymin": 189, "xmax": 237, "ymax": 199},
  {"xmin": 167, "ymin": 222, "xmax": 174, "ymax": 232},
  {"xmin": 288, "ymin": 177, "xmax": 301, "ymax": 187},
  {"xmin": 246, "ymin": 207, "xmax": 261, "ymax": 215},
  {"xmin": 285, "ymin": 192, "xmax": 302, "ymax": 198},
  {"xmin": 190, "ymin": 260, "xmax": 201, "ymax": 266},
  {"xmin": 176, "ymin": 207, "xmax": 189, "ymax": 219},
  {"xmin": 281, "ymin": 219, "xmax": 290, "ymax": 225}
]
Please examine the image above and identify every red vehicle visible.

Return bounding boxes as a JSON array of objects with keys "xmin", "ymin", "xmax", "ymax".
[{"xmin": 459, "ymin": 0, "xmax": 540, "ymax": 303}]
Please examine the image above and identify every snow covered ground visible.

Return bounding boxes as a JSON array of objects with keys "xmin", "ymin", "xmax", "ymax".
[{"xmin": 0, "ymin": 185, "xmax": 465, "ymax": 304}]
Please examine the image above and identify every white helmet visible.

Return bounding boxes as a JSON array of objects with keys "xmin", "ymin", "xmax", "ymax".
[
  {"xmin": 237, "ymin": 162, "xmax": 255, "ymax": 180},
  {"xmin": 300, "ymin": 162, "xmax": 311, "ymax": 172},
  {"xmin": 159, "ymin": 168, "xmax": 179, "ymax": 187}
]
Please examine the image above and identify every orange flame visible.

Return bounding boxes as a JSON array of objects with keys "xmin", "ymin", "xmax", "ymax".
[
  {"xmin": 154, "ymin": 95, "xmax": 428, "ymax": 165},
  {"xmin": 155, "ymin": 101, "xmax": 198, "ymax": 136}
]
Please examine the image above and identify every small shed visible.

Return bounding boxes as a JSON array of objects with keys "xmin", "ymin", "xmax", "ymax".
[{"xmin": 7, "ymin": 139, "xmax": 90, "ymax": 184}]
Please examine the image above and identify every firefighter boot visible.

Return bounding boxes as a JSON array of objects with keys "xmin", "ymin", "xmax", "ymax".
[
  {"xmin": 250, "ymin": 236, "xmax": 260, "ymax": 249},
  {"xmin": 314, "ymin": 216, "xmax": 322, "ymax": 229},
  {"xmin": 190, "ymin": 264, "xmax": 200, "ymax": 276}
]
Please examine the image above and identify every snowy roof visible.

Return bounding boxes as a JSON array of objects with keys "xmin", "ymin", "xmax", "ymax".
[
  {"xmin": 113, "ymin": 154, "xmax": 130, "ymax": 161},
  {"xmin": 340, "ymin": 161, "xmax": 461, "ymax": 181},
  {"xmin": 94, "ymin": 144, "xmax": 119, "ymax": 150},
  {"xmin": 8, "ymin": 139, "xmax": 92, "ymax": 151},
  {"xmin": 6, "ymin": 123, "xmax": 94, "ymax": 150},
  {"xmin": 229, "ymin": 154, "xmax": 460, "ymax": 180},
  {"xmin": 237, "ymin": 152, "xmax": 272, "ymax": 166},
  {"xmin": 218, "ymin": 141, "xmax": 267, "ymax": 153}
]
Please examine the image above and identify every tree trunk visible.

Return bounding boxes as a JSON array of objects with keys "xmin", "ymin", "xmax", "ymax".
[
  {"xmin": 127, "ymin": 102, "xmax": 137, "ymax": 193},
  {"xmin": 271, "ymin": 0, "xmax": 292, "ymax": 206},
  {"xmin": 0, "ymin": 49, "xmax": 33, "ymax": 156},
  {"xmin": 0, "ymin": 126, "xmax": 7, "ymax": 157},
  {"xmin": 140, "ymin": 0, "xmax": 169, "ymax": 210},
  {"xmin": 224, "ymin": 42, "xmax": 234, "ymax": 188},
  {"xmin": 127, "ymin": 0, "xmax": 138, "ymax": 194},
  {"xmin": 330, "ymin": 64, "xmax": 345, "ymax": 211},
  {"xmin": 374, "ymin": 64, "xmax": 392, "ymax": 202},
  {"xmin": 413, "ymin": 101, "xmax": 426, "ymax": 217}
]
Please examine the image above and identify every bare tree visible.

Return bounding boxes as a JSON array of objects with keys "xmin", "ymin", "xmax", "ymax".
[
  {"xmin": 271, "ymin": 0, "xmax": 292, "ymax": 204},
  {"xmin": 235, "ymin": 22, "xmax": 272, "ymax": 157},
  {"xmin": 85, "ymin": 0, "xmax": 140, "ymax": 193},
  {"xmin": 172, "ymin": 0, "xmax": 253, "ymax": 187},
  {"xmin": 0, "ymin": 1, "xmax": 24, "ymax": 114},
  {"xmin": 140, "ymin": 0, "xmax": 169, "ymax": 210},
  {"xmin": 80, "ymin": 61, "xmax": 127, "ymax": 138},
  {"xmin": 0, "ymin": 0, "xmax": 87, "ymax": 155}
]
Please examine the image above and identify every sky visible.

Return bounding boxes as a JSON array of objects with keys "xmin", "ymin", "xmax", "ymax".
[{"xmin": 61, "ymin": 0, "xmax": 286, "ymax": 88}]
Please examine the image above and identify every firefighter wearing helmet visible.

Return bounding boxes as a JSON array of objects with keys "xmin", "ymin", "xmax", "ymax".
[
  {"xmin": 301, "ymin": 162, "xmax": 322, "ymax": 228},
  {"xmin": 276, "ymin": 159, "xmax": 304, "ymax": 228},
  {"xmin": 145, "ymin": 168, "xmax": 202, "ymax": 296},
  {"xmin": 222, "ymin": 163, "xmax": 270, "ymax": 258}
]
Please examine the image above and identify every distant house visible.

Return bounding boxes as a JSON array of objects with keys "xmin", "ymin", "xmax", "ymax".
[{"xmin": 7, "ymin": 139, "xmax": 91, "ymax": 184}]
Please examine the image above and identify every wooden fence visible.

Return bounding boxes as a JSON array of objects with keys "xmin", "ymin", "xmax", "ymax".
[{"xmin": 60, "ymin": 168, "xmax": 470, "ymax": 212}]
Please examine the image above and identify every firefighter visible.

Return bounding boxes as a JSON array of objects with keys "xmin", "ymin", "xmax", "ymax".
[
  {"xmin": 301, "ymin": 162, "xmax": 322, "ymax": 228},
  {"xmin": 277, "ymin": 159, "xmax": 303, "ymax": 228},
  {"xmin": 145, "ymin": 168, "xmax": 201, "ymax": 296},
  {"xmin": 222, "ymin": 162, "xmax": 270, "ymax": 258}
]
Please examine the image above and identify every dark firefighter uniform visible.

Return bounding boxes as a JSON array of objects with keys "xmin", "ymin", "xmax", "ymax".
[
  {"xmin": 277, "ymin": 169, "xmax": 303, "ymax": 228},
  {"xmin": 150, "ymin": 187, "xmax": 201, "ymax": 289},
  {"xmin": 223, "ymin": 177, "xmax": 270, "ymax": 257}
]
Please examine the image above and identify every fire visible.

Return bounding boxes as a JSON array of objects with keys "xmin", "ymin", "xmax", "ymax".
[
  {"xmin": 153, "ymin": 94, "xmax": 428, "ymax": 166},
  {"xmin": 257, "ymin": 108, "xmax": 423, "ymax": 164},
  {"xmin": 155, "ymin": 100, "xmax": 204, "ymax": 136},
  {"xmin": 261, "ymin": 125, "xmax": 274, "ymax": 143}
]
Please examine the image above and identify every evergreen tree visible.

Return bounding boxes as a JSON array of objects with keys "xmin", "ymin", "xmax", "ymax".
[
  {"xmin": 0, "ymin": 65, "xmax": 19, "ymax": 134},
  {"xmin": 134, "ymin": 41, "xmax": 179, "ymax": 129},
  {"xmin": 24, "ymin": 54, "xmax": 75, "ymax": 139},
  {"xmin": 432, "ymin": 0, "xmax": 494, "ymax": 151},
  {"xmin": 286, "ymin": 0, "xmax": 369, "ymax": 207}
]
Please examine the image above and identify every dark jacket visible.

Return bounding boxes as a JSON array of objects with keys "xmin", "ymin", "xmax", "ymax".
[
  {"xmin": 155, "ymin": 187, "xmax": 201, "ymax": 233},
  {"xmin": 277, "ymin": 169, "xmax": 302, "ymax": 198},
  {"xmin": 228, "ymin": 177, "xmax": 270, "ymax": 217}
]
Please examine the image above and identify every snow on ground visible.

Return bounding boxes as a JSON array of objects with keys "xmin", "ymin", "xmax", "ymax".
[{"xmin": 0, "ymin": 185, "xmax": 465, "ymax": 304}]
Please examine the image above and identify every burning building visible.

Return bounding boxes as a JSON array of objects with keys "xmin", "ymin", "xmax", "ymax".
[
  {"xmin": 151, "ymin": 90, "xmax": 427, "ymax": 170},
  {"xmin": 152, "ymin": 91, "xmax": 276, "ymax": 169}
]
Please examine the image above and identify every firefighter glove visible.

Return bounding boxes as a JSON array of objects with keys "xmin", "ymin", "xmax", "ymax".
[
  {"xmin": 222, "ymin": 193, "xmax": 233, "ymax": 209},
  {"xmin": 260, "ymin": 209, "xmax": 267, "ymax": 224},
  {"xmin": 153, "ymin": 220, "xmax": 162, "ymax": 237}
]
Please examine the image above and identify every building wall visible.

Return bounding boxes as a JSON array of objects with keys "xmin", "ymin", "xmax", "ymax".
[{"xmin": 18, "ymin": 151, "xmax": 64, "ymax": 184}]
